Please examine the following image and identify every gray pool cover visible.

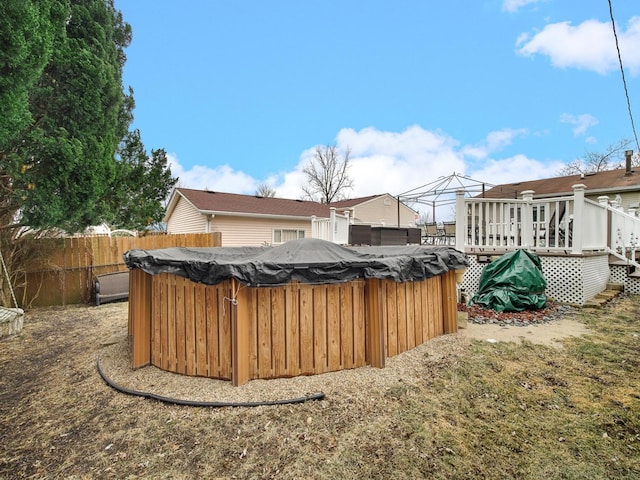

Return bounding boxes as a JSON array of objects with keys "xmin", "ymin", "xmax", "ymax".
[{"xmin": 124, "ymin": 238, "xmax": 468, "ymax": 287}]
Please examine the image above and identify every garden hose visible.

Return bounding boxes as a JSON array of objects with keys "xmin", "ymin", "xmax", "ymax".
[{"xmin": 96, "ymin": 355, "xmax": 325, "ymax": 407}]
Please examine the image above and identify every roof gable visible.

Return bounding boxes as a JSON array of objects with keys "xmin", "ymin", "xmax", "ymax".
[
  {"xmin": 330, "ymin": 193, "xmax": 418, "ymax": 214},
  {"xmin": 328, "ymin": 194, "xmax": 383, "ymax": 208}
]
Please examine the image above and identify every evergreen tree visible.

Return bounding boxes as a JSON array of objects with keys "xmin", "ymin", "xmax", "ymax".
[
  {"xmin": 1, "ymin": 0, "xmax": 175, "ymax": 233},
  {"xmin": 0, "ymin": 0, "xmax": 65, "ymax": 147},
  {"xmin": 9, "ymin": 0, "xmax": 130, "ymax": 231},
  {"xmin": 108, "ymin": 129, "xmax": 177, "ymax": 230}
]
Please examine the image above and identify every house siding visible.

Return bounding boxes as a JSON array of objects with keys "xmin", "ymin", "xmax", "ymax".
[
  {"xmin": 345, "ymin": 196, "xmax": 416, "ymax": 227},
  {"xmin": 586, "ymin": 191, "xmax": 640, "ymax": 212},
  {"xmin": 166, "ymin": 196, "xmax": 207, "ymax": 234},
  {"xmin": 210, "ymin": 216, "xmax": 312, "ymax": 247}
]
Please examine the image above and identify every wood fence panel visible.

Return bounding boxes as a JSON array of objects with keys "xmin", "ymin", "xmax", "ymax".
[
  {"xmin": 340, "ymin": 283, "xmax": 354, "ymax": 368},
  {"xmin": 299, "ymin": 284, "xmax": 315, "ymax": 374},
  {"xmin": 194, "ymin": 284, "xmax": 207, "ymax": 377},
  {"xmin": 384, "ymin": 280, "xmax": 399, "ymax": 357},
  {"xmin": 313, "ymin": 286, "xmax": 328, "ymax": 374},
  {"xmin": 428, "ymin": 276, "xmax": 444, "ymax": 338},
  {"xmin": 232, "ymin": 279, "xmax": 251, "ymax": 386},
  {"xmin": 256, "ymin": 289, "xmax": 271, "ymax": 378},
  {"xmin": 175, "ymin": 276, "xmax": 187, "ymax": 374},
  {"xmin": 327, "ymin": 284, "xmax": 341, "ymax": 371},
  {"xmin": 161, "ymin": 274, "xmax": 171, "ymax": 370},
  {"xmin": 205, "ymin": 284, "xmax": 222, "ymax": 378},
  {"xmin": 397, "ymin": 283, "xmax": 408, "ymax": 354},
  {"xmin": 441, "ymin": 270, "xmax": 458, "ymax": 334},
  {"xmin": 151, "ymin": 275, "xmax": 163, "ymax": 368},
  {"xmin": 365, "ymin": 278, "xmax": 385, "ymax": 368},
  {"xmin": 412, "ymin": 281, "xmax": 424, "ymax": 346},
  {"xmin": 353, "ymin": 280, "xmax": 366, "ymax": 367},
  {"xmin": 285, "ymin": 283, "xmax": 300, "ymax": 377},
  {"xmin": 129, "ymin": 269, "xmax": 152, "ymax": 368},
  {"xmin": 20, "ymin": 233, "xmax": 220, "ymax": 307},
  {"xmin": 218, "ymin": 281, "xmax": 233, "ymax": 380},
  {"xmin": 166, "ymin": 273, "xmax": 177, "ymax": 372},
  {"xmin": 271, "ymin": 288, "xmax": 286, "ymax": 377}
]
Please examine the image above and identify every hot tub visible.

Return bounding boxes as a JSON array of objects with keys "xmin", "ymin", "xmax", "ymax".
[{"xmin": 125, "ymin": 239, "xmax": 467, "ymax": 385}]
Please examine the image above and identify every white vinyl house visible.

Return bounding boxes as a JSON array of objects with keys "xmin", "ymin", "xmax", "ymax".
[{"xmin": 164, "ymin": 189, "xmax": 419, "ymax": 247}]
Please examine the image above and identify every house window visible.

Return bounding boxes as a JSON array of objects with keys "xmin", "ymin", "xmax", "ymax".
[{"xmin": 273, "ymin": 229, "xmax": 305, "ymax": 244}]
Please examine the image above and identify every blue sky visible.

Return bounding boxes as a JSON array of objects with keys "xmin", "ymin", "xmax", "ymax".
[{"xmin": 115, "ymin": 0, "xmax": 640, "ymax": 203}]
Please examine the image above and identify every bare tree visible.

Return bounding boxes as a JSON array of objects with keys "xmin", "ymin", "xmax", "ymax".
[
  {"xmin": 558, "ymin": 138, "xmax": 636, "ymax": 176},
  {"xmin": 255, "ymin": 183, "xmax": 276, "ymax": 197},
  {"xmin": 415, "ymin": 209, "xmax": 432, "ymax": 226},
  {"xmin": 301, "ymin": 144, "xmax": 354, "ymax": 204}
]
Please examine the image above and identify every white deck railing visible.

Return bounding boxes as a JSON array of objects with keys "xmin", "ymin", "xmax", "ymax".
[
  {"xmin": 311, "ymin": 208, "xmax": 350, "ymax": 245},
  {"xmin": 455, "ymin": 184, "xmax": 640, "ymax": 268}
]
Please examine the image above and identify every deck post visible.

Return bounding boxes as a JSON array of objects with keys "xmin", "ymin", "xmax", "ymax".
[
  {"xmin": 365, "ymin": 278, "xmax": 385, "ymax": 368},
  {"xmin": 455, "ymin": 190, "xmax": 466, "ymax": 250},
  {"xmin": 521, "ymin": 190, "xmax": 535, "ymax": 248},
  {"xmin": 232, "ymin": 279, "xmax": 251, "ymax": 386},
  {"xmin": 572, "ymin": 184, "xmax": 586, "ymax": 254}
]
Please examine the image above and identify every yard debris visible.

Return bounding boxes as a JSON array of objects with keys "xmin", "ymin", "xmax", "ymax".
[{"xmin": 459, "ymin": 301, "xmax": 574, "ymax": 327}]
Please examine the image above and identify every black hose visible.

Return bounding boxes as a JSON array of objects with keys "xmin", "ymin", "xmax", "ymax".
[{"xmin": 96, "ymin": 355, "xmax": 325, "ymax": 407}]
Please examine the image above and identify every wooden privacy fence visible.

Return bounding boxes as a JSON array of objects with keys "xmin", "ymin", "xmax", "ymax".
[
  {"xmin": 19, "ymin": 233, "xmax": 221, "ymax": 307},
  {"xmin": 128, "ymin": 269, "xmax": 458, "ymax": 386}
]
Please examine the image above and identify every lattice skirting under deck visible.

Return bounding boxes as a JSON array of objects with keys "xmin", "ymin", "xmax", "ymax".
[{"xmin": 460, "ymin": 253, "xmax": 611, "ymax": 306}]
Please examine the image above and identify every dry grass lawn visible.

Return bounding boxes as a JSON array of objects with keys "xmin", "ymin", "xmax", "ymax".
[{"xmin": 1, "ymin": 296, "xmax": 639, "ymax": 479}]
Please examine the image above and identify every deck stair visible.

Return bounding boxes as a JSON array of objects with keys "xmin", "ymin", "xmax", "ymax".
[
  {"xmin": 608, "ymin": 251, "xmax": 640, "ymax": 278},
  {"xmin": 582, "ymin": 283, "xmax": 624, "ymax": 309}
]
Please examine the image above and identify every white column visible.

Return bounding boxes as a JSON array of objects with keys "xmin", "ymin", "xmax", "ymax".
[
  {"xmin": 521, "ymin": 190, "xmax": 534, "ymax": 249},
  {"xmin": 329, "ymin": 208, "xmax": 336, "ymax": 242},
  {"xmin": 571, "ymin": 184, "xmax": 586, "ymax": 254}
]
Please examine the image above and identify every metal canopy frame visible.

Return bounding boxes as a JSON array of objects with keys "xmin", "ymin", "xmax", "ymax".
[{"xmin": 397, "ymin": 172, "xmax": 494, "ymax": 224}]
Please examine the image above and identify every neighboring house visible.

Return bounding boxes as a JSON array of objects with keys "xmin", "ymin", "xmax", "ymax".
[
  {"xmin": 164, "ymin": 188, "xmax": 330, "ymax": 247},
  {"xmin": 164, "ymin": 188, "xmax": 419, "ymax": 247},
  {"xmin": 481, "ymin": 166, "xmax": 640, "ymax": 211},
  {"xmin": 330, "ymin": 193, "xmax": 418, "ymax": 227}
]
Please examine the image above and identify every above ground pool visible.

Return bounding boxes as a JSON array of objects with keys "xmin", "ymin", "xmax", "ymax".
[{"xmin": 124, "ymin": 239, "xmax": 467, "ymax": 386}]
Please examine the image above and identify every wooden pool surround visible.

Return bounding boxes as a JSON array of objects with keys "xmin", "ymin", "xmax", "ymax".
[{"xmin": 128, "ymin": 269, "xmax": 458, "ymax": 386}]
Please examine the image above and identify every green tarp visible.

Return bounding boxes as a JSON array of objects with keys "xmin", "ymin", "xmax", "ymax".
[{"xmin": 469, "ymin": 250, "xmax": 547, "ymax": 312}]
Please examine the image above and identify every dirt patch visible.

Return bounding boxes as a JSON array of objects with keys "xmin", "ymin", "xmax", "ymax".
[{"xmin": 461, "ymin": 318, "xmax": 589, "ymax": 347}]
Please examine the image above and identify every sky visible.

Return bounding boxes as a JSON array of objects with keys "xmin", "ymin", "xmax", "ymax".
[{"xmin": 115, "ymin": 0, "xmax": 640, "ymax": 210}]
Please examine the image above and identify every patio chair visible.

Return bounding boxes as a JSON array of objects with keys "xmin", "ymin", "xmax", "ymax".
[
  {"xmin": 423, "ymin": 222, "xmax": 440, "ymax": 244},
  {"xmin": 442, "ymin": 221, "xmax": 456, "ymax": 245}
]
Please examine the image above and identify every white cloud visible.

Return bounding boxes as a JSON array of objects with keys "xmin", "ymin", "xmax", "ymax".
[
  {"xmin": 468, "ymin": 154, "xmax": 565, "ymax": 185},
  {"xmin": 168, "ymin": 154, "xmax": 258, "ymax": 193},
  {"xmin": 269, "ymin": 125, "xmax": 468, "ymax": 199},
  {"xmin": 502, "ymin": 0, "xmax": 543, "ymax": 13},
  {"xmin": 516, "ymin": 17, "xmax": 640, "ymax": 75},
  {"xmin": 463, "ymin": 128, "xmax": 528, "ymax": 159},
  {"xmin": 560, "ymin": 113, "xmax": 599, "ymax": 136},
  {"xmin": 167, "ymin": 125, "xmax": 560, "ymax": 210}
]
